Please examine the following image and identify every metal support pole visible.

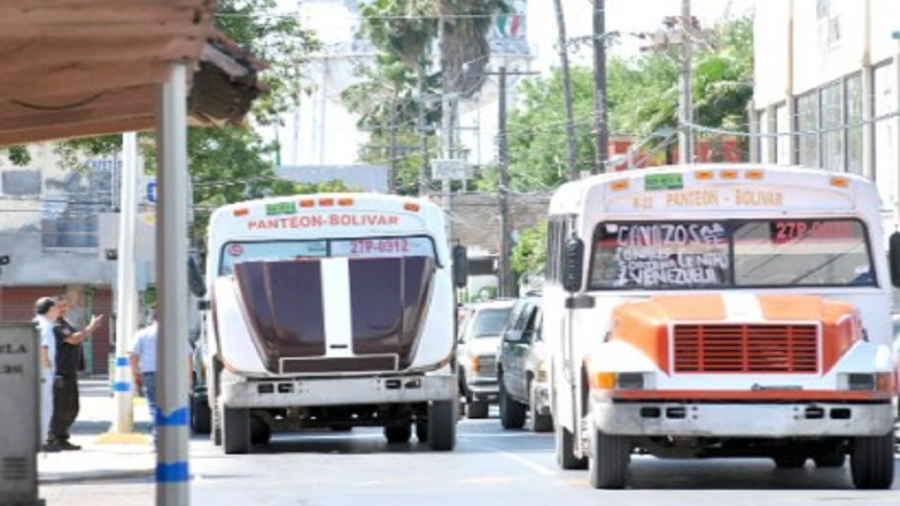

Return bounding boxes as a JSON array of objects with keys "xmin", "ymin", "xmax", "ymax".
[
  {"xmin": 678, "ymin": 0, "xmax": 694, "ymax": 164},
  {"xmin": 418, "ymin": 63, "xmax": 429, "ymax": 196},
  {"xmin": 155, "ymin": 63, "xmax": 191, "ymax": 506},
  {"xmin": 388, "ymin": 95, "xmax": 398, "ymax": 194},
  {"xmin": 553, "ymin": 0, "xmax": 579, "ymax": 181},
  {"xmin": 593, "ymin": 0, "xmax": 609, "ymax": 174},
  {"xmin": 112, "ymin": 132, "xmax": 139, "ymax": 433},
  {"xmin": 497, "ymin": 66, "xmax": 514, "ymax": 298}
]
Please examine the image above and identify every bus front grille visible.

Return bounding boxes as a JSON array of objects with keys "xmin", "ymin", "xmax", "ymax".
[{"xmin": 672, "ymin": 324, "xmax": 819, "ymax": 373}]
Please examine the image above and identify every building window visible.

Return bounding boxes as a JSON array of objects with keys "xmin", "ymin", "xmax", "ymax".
[
  {"xmin": 795, "ymin": 92, "xmax": 818, "ymax": 167},
  {"xmin": 41, "ymin": 159, "xmax": 115, "ymax": 250},
  {"xmin": 845, "ymin": 74, "xmax": 863, "ymax": 175},
  {"xmin": 874, "ymin": 62, "xmax": 897, "ymax": 210},
  {"xmin": 820, "ymin": 81, "xmax": 843, "ymax": 172},
  {"xmin": 775, "ymin": 104, "xmax": 790, "ymax": 165},
  {"xmin": 1, "ymin": 170, "xmax": 41, "ymax": 196}
]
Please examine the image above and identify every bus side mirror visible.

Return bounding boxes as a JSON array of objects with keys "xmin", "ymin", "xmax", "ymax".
[
  {"xmin": 889, "ymin": 232, "xmax": 900, "ymax": 288},
  {"xmin": 452, "ymin": 245, "xmax": 468, "ymax": 289},
  {"xmin": 562, "ymin": 237, "xmax": 584, "ymax": 293},
  {"xmin": 188, "ymin": 257, "xmax": 207, "ymax": 298}
]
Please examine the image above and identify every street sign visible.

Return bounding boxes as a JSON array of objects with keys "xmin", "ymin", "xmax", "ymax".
[
  {"xmin": 146, "ymin": 179, "xmax": 157, "ymax": 204},
  {"xmin": 431, "ymin": 159, "xmax": 472, "ymax": 181}
]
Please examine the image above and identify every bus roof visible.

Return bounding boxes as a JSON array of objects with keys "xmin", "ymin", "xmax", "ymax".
[{"xmin": 549, "ymin": 164, "xmax": 880, "ymax": 218}]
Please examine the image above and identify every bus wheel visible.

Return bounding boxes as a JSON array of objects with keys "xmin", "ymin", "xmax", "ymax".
[
  {"xmin": 415, "ymin": 420, "xmax": 428, "ymax": 443},
  {"xmin": 222, "ymin": 406, "xmax": 250, "ymax": 455},
  {"xmin": 428, "ymin": 400, "xmax": 457, "ymax": 451},
  {"xmin": 555, "ymin": 422, "xmax": 587, "ymax": 470},
  {"xmin": 588, "ymin": 428, "xmax": 630, "ymax": 489},
  {"xmin": 466, "ymin": 400, "xmax": 489, "ymax": 419},
  {"xmin": 211, "ymin": 404, "xmax": 222, "ymax": 446},
  {"xmin": 384, "ymin": 424, "xmax": 412, "ymax": 444},
  {"xmin": 850, "ymin": 434, "xmax": 894, "ymax": 489},
  {"xmin": 190, "ymin": 393, "xmax": 211, "ymax": 435}
]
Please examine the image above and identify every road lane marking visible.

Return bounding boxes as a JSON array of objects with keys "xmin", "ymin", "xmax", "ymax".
[{"xmin": 494, "ymin": 450, "xmax": 556, "ymax": 477}]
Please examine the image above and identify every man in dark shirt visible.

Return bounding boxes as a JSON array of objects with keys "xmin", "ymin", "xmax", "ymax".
[{"xmin": 48, "ymin": 296, "xmax": 104, "ymax": 451}]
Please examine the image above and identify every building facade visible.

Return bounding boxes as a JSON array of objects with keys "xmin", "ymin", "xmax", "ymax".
[
  {"xmin": 751, "ymin": 0, "xmax": 900, "ymax": 223},
  {"xmin": 0, "ymin": 143, "xmax": 156, "ymax": 376}
]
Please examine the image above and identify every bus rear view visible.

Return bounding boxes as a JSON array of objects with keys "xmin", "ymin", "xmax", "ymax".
[{"xmin": 202, "ymin": 194, "xmax": 459, "ymax": 454}]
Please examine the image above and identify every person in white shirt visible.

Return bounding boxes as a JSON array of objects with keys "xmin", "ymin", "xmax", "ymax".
[{"xmin": 33, "ymin": 297, "xmax": 63, "ymax": 452}]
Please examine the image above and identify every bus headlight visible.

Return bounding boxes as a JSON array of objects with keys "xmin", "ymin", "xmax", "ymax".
[
  {"xmin": 591, "ymin": 372, "xmax": 648, "ymax": 390},
  {"xmin": 839, "ymin": 372, "xmax": 893, "ymax": 391}
]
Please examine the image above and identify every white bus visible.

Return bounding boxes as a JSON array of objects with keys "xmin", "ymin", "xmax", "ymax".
[
  {"xmin": 200, "ymin": 193, "xmax": 466, "ymax": 454},
  {"xmin": 545, "ymin": 165, "xmax": 900, "ymax": 489}
]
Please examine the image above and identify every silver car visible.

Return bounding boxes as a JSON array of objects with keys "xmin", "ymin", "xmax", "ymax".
[{"xmin": 457, "ymin": 299, "xmax": 515, "ymax": 419}]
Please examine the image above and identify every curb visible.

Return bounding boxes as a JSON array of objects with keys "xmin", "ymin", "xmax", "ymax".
[{"xmin": 39, "ymin": 468, "xmax": 155, "ymax": 485}]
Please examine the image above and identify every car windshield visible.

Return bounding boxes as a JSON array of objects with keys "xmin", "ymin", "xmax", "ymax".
[
  {"xmin": 470, "ymin": 307, "xmax": 512, "ymax": 338},
  {"xmin": 588, "ymin": 219, "xmax": 874, "ymax": 290}
]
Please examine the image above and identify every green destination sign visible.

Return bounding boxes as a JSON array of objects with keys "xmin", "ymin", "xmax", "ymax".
[
  {"xmin": 266, "ymin": 202, "xmax": 297, "ymax": 216},
  {"xmin": 644, "ymin": 173, "xmax": 684, "ymax": 191}
]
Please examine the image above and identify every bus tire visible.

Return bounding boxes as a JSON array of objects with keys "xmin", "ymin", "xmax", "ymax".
[
  {"xmin": 191, "ymin": 393, "xmax": 211, "ymax": 435},
  {"xmin": 211, "ymin": 404, "xmax": 222, "ymax": 446},
  {"xmin": 588, "ymin": 429, "xmax": 630, "ymax": 489},
  {"xmin": 466, "ymin": 400, "xmax": 489, "ymax": 419},
  {"xmin": 222, "ymin": 406, "xmax": 250, "ymax": 455},
  {"xmin": 384, "ymin": 424, "xmax": 412, "ymax": 444},
  {"xmin": 850, "ymin": 434, "xmax": 894, "ymax": 489},
  {"xmin": 415, "ymin": 421, "xmax": 428, "ymax": 443},
  {"xmin": 499, "ymin": 378, "xmax": 526, "ymax": 429},
  {"xmin": 428, "ymin": 400, "xmax": 457, "ymax": 451},
  {"xmin": 555, "ymin": 422, "xmax": 587, "ymax": 470},
  {"xmin": 250, "ymin": 414, "xmax": 271, "ymax": 446}
]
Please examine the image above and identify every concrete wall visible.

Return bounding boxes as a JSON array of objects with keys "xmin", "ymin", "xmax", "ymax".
[{"xmin": 440, "ymin": 193, "xmax": 551, "ymax": 253}]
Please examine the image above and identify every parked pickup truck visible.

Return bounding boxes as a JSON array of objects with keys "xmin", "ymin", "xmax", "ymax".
[{"xmin": 497, "ymin": 292, "xmax": 552, "ymax": 432}]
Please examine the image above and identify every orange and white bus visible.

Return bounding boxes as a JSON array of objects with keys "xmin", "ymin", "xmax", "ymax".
[
  {"xmin": 544, "ymin": 165, "xmax": 899, "ymax": 489},
  {"xmin": 201, "ymin": 193, "xmax": 465, "ymax": 454}
]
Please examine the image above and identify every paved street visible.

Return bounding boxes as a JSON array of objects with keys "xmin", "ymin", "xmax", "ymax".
[{"xmin": 34, "ymin": 380, "xmax": 900, "ymax": 506}]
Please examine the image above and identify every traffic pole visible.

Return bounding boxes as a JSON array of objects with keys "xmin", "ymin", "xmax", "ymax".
[{"xmin": 111, "ymin": 131, "xmax": 139, "ymax": 433}]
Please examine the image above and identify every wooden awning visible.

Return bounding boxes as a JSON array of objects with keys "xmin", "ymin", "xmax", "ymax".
[{"xmin": 0, "ymin": 0, "xmax": 263, "ymax": 147}]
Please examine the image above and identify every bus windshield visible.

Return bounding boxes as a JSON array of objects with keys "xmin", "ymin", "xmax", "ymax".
[
  {"xmin": 219, "ymin": 236, "xmax": 437, "ymax": 275},
  {"xmin": 588, "ymin": 218, "xmax": 875, "ymax": 290}
]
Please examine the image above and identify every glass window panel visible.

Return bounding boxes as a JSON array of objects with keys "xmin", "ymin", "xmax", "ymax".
[
  {"xmin": 796, "ymin": 93, "xmax": 819, "ymax": 167},
  {"xmin": 820, "ymin": 82, "xmax": 843, "ymax": 172},
  {"xmin": 845, "ymin": 75, "xmax": 863, "ymax": 175}
]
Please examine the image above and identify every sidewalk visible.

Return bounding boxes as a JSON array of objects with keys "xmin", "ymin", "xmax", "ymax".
[{"xmin": 38, "ymin": 378, "xmax": 158, "ymax": 484}]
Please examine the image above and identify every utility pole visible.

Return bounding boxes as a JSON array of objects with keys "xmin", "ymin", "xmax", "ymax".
[
  {"xmin": 679, "ymin": 0, "xmax": 694, "ymax": 164},
  {"xmin": 492, "ymin": 66, "xmax": 537, "ymax": 298},
  {"xmin": 593, "ymin": 0, "xmax": 609, "ymax": 174},
  {"xmin": 497, "ymin": 66, "xmax": 513, "ymax": 298},
  {"xmin": 388, "ymin": 95, "xmax": 398, "ymax": 194},
  {"xmin": 439, "ymin": 18, "xmax": 453, "ymax": 243},
  {"xmin": 418, "ymin": 62, "xmax": 429, "ymax": 196},
  {"xmin": 553, "ymin": 0, "xmax": 579, "ymax": 181}
]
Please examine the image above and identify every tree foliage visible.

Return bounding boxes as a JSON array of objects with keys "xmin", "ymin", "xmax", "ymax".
[
  {"xmin": 499, "ymin": 16, "xmax": 753, "ymax": 193},
  {"xmin": 510, "ymin": 220, "xmax": 546, "ymax": 279}
]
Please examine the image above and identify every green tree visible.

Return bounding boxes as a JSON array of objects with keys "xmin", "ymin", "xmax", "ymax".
[
  {"xmin": 510, "ymin": 221, "xmax": 546, "ymax": 280},
  {"xmin": 498, "ymin": 16, "xmax": 753, "ymax": 192}
]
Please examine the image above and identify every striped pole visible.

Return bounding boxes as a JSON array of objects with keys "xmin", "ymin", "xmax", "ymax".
[{"xmin": 155, "ymin": 62, "xmax": 191, "ymax": 506}]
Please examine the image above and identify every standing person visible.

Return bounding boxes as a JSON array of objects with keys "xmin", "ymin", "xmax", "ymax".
[
  {"xmin": 129, "ymin": 310, "xmax": 159, "ymax": 442},
  {"xmin": 129, "ymin": 308, "xmax": 193, "ymax": 444},
  {"xmin": 33, "ymin": 296, "xmax": 62, "ymax": 452},
  {"xmin": 48, "ymin": 297, "xmax": 104, "ymax": 451}
]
